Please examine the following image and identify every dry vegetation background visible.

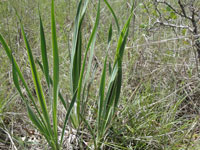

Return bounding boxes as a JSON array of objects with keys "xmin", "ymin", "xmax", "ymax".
[{"xmin": 0, "ymin": 0, "xmax": 200, "ymax": 149}]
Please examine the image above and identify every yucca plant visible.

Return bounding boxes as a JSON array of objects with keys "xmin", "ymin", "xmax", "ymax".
[
  {"xmin": 0, "ymin": 0, "xmax": 132, "ymax": 149},
  {"xmin": 78, "ymin": 1, "xmax": 133, "ymax": 149},
  {"xmin": 0, "ymin": 0, "xmax": 101, "ymax": 148},
  {"xmin": 0, "ymin": 0, "xmax": 80, "ymax": 149}
]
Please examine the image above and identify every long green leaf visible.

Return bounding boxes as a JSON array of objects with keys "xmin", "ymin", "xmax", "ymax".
[
  {"xmin": 0, "ymin": 34, "xmax": 48, "ymax": 131},
  {"xmin": 76, "ymin": 0, "xmax": 101, "ymax": 123},
  {"xmin": 98, "ymin": 12, "xmax": 132, "ymax": 143},
  {"xmin": 11, "ymin": 52, "xmax": 52, "ymax": 145},
  {"xmin": 103, "ymin": 0, "xmax": 120, "ymax": 33},
  {"xmin": 51, "ymin": 0, "xmax": 59, "ymax": 146},
  {"xmin": 18, "ymin": 13, "xmax": 53, "ymax": 142},
  {"xmin": 70, "ymin": 0, "xmax": 89, "ymax": 94},
  {"xmin": 97, "ymin": 23, "xmax": 113, "ymax": 140},
  {"xmin": 70, "ymin": 0, "xmax": 89, "ymax": 128},
  {"xmin": 39, "ymin": 11, "xmax": 50, "ymax": 88},
  {"xmin": 70, "ymin": 0, "xmax": 83, "ymax": 94},
  {"xmin": 114, "ymin": 14, "xmax": 133, "ymax": 66},
  {"xmin": 37, "ymin": 59, "xmax": 77, "ymax": 128},
  {"xmin": 60, "ymin": 90, "xmax": 77, "ymax": 146},
  {"xmin": 36, "ymin": 60, "xmax": 67, "ymax": 110},
  {"xmin": 0, "ymin": 35, "xmax": 37, "ymax": 110},
  {"xmin": 114, "ymin": 29, "xmax": 130, "ymax": 110},
  {"xmin": 97, "ymin": 54, "xmax": 107, "ymax": 139}
]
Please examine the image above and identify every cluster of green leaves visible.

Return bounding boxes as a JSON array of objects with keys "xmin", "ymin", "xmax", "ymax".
[
  {"xmin": 70, "ymin": 0, "xmax": 100, "ymax": 128},
  {"xmin": 165, "ymin": 6, "xmax": 177, "ymax": 19},
  {"xmin": 96, "ymin": 14, "xmax": 132, "ymax": 149},
  {"xmin": 0, "ymin": 0, "xmax": 132, "ymax": 149},
  {"xmin": 0, "ymin": 0, "xmax": 72, "ymax": 148}
]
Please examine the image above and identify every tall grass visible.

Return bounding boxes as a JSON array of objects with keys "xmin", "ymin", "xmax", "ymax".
[
  {"xmin": 0, "ymin": 0, "xmax": 72, "ymax": 149},
  {"xmin": 96, "ymin": 13, "xmax": 132, "ymax": 148},
  {"xmin": 0, "ymin": 0, "xmax": 133, "ymax": 149},
  {"xmin": 69, "ymin": 0, "xmax": 99, "ymax": 128}
]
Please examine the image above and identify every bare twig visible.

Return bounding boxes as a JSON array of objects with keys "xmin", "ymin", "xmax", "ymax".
[
  {"xmin": 153, "ymin": 0, "xmax": 200, "ymax": 59},
  {"xmin": 152, "ymin": 19, "xmax": 193, "ymax": 32},
  {"xmin": 126, "ymin": 34, "xmax": 200, "ymax": 49}
]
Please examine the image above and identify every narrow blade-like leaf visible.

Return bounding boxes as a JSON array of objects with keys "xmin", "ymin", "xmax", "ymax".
[
  {"xmin": 103, "ymin": 0, "xmax": 120, "ymax": 33},
  {"xmin": 39, "ymin": 11, "xmax": 50, "ymax": 88},
  {"xmin": 60, "ymin": 90, "xmax": 77, "ymax": 145},
  {"xmin": 18, "ymin": 15, "xmax": 52, "ymax": 137},
  {"xmin": 0, "ymin": 34, "xmax": 48, "ymax": 134},
  {"xmin": 36, "ymin": 60, "xmax": 67, "ymax": 110},
  {"xmin": 77, "ymin": 0, "xmax": 101, "ymax": 123},
  {"xmin": 51, "ymin": 0, "xmax": 59, "ymax": 145},
  {"xmin": 97, "ymin": 54, "xmax": 107, "ymax": 139}
]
